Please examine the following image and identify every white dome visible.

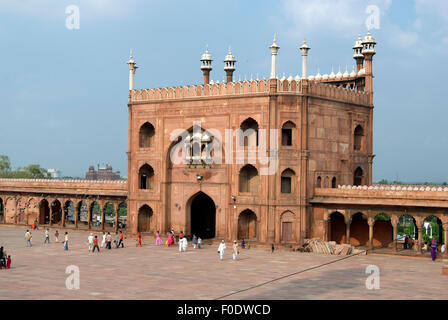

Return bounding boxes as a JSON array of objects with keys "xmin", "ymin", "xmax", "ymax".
[
  {"xmin": 350, "ymin": 67, "xmax": 357, "ymax": 77},
  {"xmin": 294, "ymin": 74, "xmax": 300, "ymax": 81},
  {"xmin": 322, "ymin": 74, "xmax": 329, "ymax": 80},
  {"xmin": 281, "ymin": 74, "xmax": 286, "ymax": 81},
  {"xmin": 343, "ymin": 67, "xmax": 350, "ymax": 78},
  {"xmin": 315, "ymin": 72, "xmax": 322, "ymax": 80},
  {"xmin": 201, "ymin": 47, "xmax": 212, "ymax": 61},
  {"xmin": 358, "ymin": 68, "xmax": 366, "ymax": 75},
  {"xmin": 336, "ymin": 69, "xmax": 343, "ymax": 79},
  {"xmin": 287, "ymin": 75, "xmax": 293, "ymax": 81},
  {"xmin": 308, "ymin": 75, "xmax": 315, "ymax": 80},
  {"xmin": 329, "ymin": 69, "xmax": 336, "ymax": 79}
]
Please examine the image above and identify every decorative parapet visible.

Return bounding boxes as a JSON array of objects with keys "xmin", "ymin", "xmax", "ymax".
[
  {"xmin": 131, "ymin": 79, "xmax": 303, "ymax": 102},
  {"xmin": 0, "ymin": 178, "xmax": 126, "ymax": 184},
  {"xmin": 308, "ymin": 82, "xmax": 370, "ymax": 106},
  {"xmin": 338, "ymin": 185, "xmax": 448, "ymax": 192}
]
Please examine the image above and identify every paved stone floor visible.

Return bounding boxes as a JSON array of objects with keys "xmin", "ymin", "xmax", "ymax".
[{"xmin": 0, "ymin": 225, "xmax": 446, "ymax": 300}]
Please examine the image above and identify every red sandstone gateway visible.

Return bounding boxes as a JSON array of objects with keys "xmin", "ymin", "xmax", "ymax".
[{"xmin": 0, "ymin": 33, "xmax": 447, "ymax": 257}]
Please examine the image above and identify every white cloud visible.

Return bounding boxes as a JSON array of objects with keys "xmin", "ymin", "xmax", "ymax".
[
  {"xmin": 389, "ymin": 27, "xmax": 419, "ymax": 48},
  {"xmin": 280, "ymin": 0, "xmax": 392, "ymax": 38},
  {"xmin": 415, "ymin": 0, "xmax": 448, "ymax": 21}
]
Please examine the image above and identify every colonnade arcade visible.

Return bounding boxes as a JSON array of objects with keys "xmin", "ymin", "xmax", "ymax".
[
  {"xmin": 0, "ymin": 193, "xmax": 126, "ymax": 232},
  {"xmin": 323, "ymin": 207, "xmax": 448, "ymax": 257}
]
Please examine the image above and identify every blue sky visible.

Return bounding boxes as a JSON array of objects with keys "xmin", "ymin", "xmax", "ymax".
[{"xmin": 0, "ymin": 0, "xmax": 447, "ymax": 182}]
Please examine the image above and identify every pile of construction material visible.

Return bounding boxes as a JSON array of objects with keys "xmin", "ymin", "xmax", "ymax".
[{"xmin": 302, "ymin": 239, "xmax": 354, "ymax": 255}]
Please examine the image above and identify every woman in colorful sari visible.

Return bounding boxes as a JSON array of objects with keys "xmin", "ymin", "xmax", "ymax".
[
  {"xmin": 167, "ymin": 232, "xmax": 174, "ymax": 246},
  {"xmin": 155, "ymin": 231, "xmax": 162, "ymax": 246},
  {"xmin": 430, "ymin": 237, "xmax": 437, "ymax": 261}
]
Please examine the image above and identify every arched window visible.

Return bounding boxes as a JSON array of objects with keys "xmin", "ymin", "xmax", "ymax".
[
  {"xmin": 332, "ymin": 177, "xmax": 337, "ymax": 188},
  {"xmin": 281, "ymin": 169, "xmax": 295, "ymax": 193},
  {"xmin": 282, "ymin": 121, "xmax": 296, "ymax": 146},
  {"xmin": 354, "ymin": 167, "xmax": 363, "ymax": 186},
  {"xmin": 239, "ymin": 118, "xmax": 259, "ymax": 147},
  {"xmin": 316, "ymin": 176, "xmax": 322, "ymax": 188},
  {"xmin": 354, "ymin": 125, "xmax": 364, "ymax": 151},
  {"xmin": 139, "ymin": 164, "xmax": 154, "ymax": 190},
  {"xmin": 139, "ymin": 122, "xmax": 155, "ymax": 148},
  {"xmin": 239, "ymin": 164, "xmax": 259, "ymax": 193}
]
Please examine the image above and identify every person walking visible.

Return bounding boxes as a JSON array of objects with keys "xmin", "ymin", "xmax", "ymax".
[
  {"xmin": 170, "ymin": 228, "xmax": 175, "ymax": 244},
  {"xmin": 431, "ymin": 237, "xmax": 437, "ymax": 261},
  {"xmin": 155, "ymin": 231, "xmax": 162, "ymax": 246},
  {"xmin": 137, "ymin": 232, "xmax": 142, "ymax": 247},
  {"xmin": 34, "ymin": 218, "xmax": 39, "ymax": 230},
  {"xmin": 44, "ymin": 229, "xmax": 50, "ymax": 244},
  {"xmin": 198, "ymin": 237, "xmax": 202, "ymax": 249},
  {"xmin": 218, "ymin": 240, "xmax": 226, "ymax": 260},
  {"xmin": 241, "ymin": 239, "xmax": 245, "ymax": 249},
  {"xmin": 6, "ymin": 255, "xmax": 11, "ymax": 269},
  {"xmin": 114, "ymin": 232, "xmax": 120, "ymax": 248},
  {"xmin": 25, "ymin": 230, "xmax": 32, "ymax": 247},
  {"xmin": 54, "ymin": 230, "xmax": 59, "ymax": 243},
  {"xmin": 118, "ymin": 231, "xmax": 124, "ymax": 248},
  {"xmin": 178, "ymin": 236, "xmax": 183, "ymax": 252},
  {"xmin": 92, "ymin": 236, "xmax": 100, "ymax": 253},
  {"xmin": 232, "ymin": 240, "xmax": 239, "ymax": 260},
  {"xmin": 167, "ymin": 232, "xmax": 174, "ymax": 247},
  {"xmin": 101, "ymin": 232, "xmax": 106, "ymax": 248},
  {"xmin": 192, "ymin": 234, "xmax": 198, "ymax": 249},
  {"xmin": 106, "ymin": 232, "xmax": 112, "ymax": 249},
  {"xmin": 64, "ymin": 232, "xmax": 69, "ymax": 250},
  {"xmin": 271, "ymin": 243, "xmax": 275, "ymax": 254},
  {"xmin": 88, "ymin": 233, "xmax": 94, "ymax": 252},
  {"xmin": 182, "ymin": 237, "xmax": 188, "ymax": 252}
]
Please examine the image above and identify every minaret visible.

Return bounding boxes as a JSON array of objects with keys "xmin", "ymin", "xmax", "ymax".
[
  {"xmin": 200, "ymin": 45, "xmax": 213, "ymax": 85},
  {"xmin": 299, "ymin": 40, "xmax": 311, "ymax": 79},
  {"xmin": 126, "ymin": 49, "xmax": 138, "ymax": 91},
  {"xmin": 269, "ymin": 34, "xmax": 280, "ymax": 79},
  {"xmin": 224, "ymin": 47, "xmax": 236, "ymax": 83},
  {"xmin": 353, "ymin": 35, "xmax": 364, "ymax": 72},
  {"xmin": 361, "ymin": 30, "xmax": 376, "ymax": 96}
]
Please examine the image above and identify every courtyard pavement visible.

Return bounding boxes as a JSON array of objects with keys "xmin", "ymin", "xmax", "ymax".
[{"xmin": 0, "ymin": 225, "xmax": 446, "ymax": 300}]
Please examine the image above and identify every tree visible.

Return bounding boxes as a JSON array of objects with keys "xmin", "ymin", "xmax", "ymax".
[
  {"xmin": 0, "ymin": 155, "xmax": 50, "ymax": 179},
  {"xmin": 377, "ymin": 179, "xmax": 388, "ymax": 185},
  {"xmin": 0, "ymin": 155, "xmax": 12, "ymax": 177}
]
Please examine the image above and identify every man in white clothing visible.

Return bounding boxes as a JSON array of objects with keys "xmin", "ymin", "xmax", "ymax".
[
  {"xmin": 88, "ymin": 233, "xmax": 94, "ymax": 252},
  {"xmin": 182, "ymin": 237, "xmax": 188, "ymax": 252},
  {"xmin": 218, "ymin": 240, "xmax": 226, "ymax": 260}
]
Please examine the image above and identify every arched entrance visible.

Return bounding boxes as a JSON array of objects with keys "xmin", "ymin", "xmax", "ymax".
[
  {"xmin": 329, "ymin": 212, "xmax": 346, "ymax": 244},
  {"xmin": 39, "ymin": 200, "xmax": 50, "ymax": 225},
  {"xmin": 280, "ymin": 211, "xmax": 295, "ymax": 242},
  {"xmin": 64, "ymin": 201, "xmax": 75, "ymax": 226},
  {"xmin": 77, "ymin": 201, "xmax": 88, "ymax": 227},
  {"xmin": 104, "ymin": 202, "xmax": 115, "ymax": 230},
  {"xmin": 0, "ymin": 197, "xmax": 4, "ymax": 223},
  {"xmin": 189, "ymin": 192, "xmax": 216, "ymax": 239},
  {"xmin": 397, "ymin": 214, "xmax": 417, "ymax": 249},
  {"xmin": 423, "ymin": 215, "xmax": 443, "ymax": 245},
  {"xmin": 51, "ymin": 200, "xmax": 62, "ymax": 224},
  {"xmin": 350, "ymin": 212, "xmax": 369, "ymax": 246},
  {"xmin": 373, "ymin": 213, "xmax": 393, "ymax": 247},
  {"xmin": 118, "ymin": 202, "xmax": 127, "ymax": 230},
  {"xmin": 238, "ymin": 209, "xmax": 257, "ymax": 240},
  {"xmin": 138, "ymin": 205, "xmax": 154, "ymax": 233}
]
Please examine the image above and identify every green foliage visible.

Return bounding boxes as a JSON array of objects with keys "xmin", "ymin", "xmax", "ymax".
[
  {"xmin": 377, "ymin": 179, "xmax": 388, "ymax": 185},
  {"xmin": 118, "ymin": 207, "xmax": 127, "ymax": 217},
  {"xmin": 375, "ymin": 213, "xmax": 390, "ymax": 221},
  {"xmin": 0, "ymin": 155, "xmax": 50, "ymax": 179},
  {"xmin": 104, "ymin": 203, "xmax": 115, "ymax": 215}
]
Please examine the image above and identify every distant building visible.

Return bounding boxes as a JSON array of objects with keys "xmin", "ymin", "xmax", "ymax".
[
  {"xmin": 47, "ymin": 169, "xmax": 61, "ymax": 178},
  {"xmin": 86, "ymin": 164, "xmax": 121, "ymax": 180}
]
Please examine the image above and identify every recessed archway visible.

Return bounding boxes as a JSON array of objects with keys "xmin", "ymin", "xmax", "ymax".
[
  {"xmin": 51, "ymin": 200, "xmax": 62, "ymax": 225},
  {"xmin": 64, "ymin": 200, "xmax": 75, "ymax": 225},
  {"xmin": 423, "ymin": 215, "xmax": 443, "ymax": 245},
  {"xmin": 350, "ymin": 212, "xmax": 369, "ymax": 246},
  {"xmin": 280, "ymin": 211, "xmax": 295, "ymax": 242},
  {"xmin": 117, "ymin": 202, "xmax": 127, "ymax": 230},
  {"xmin": 39, "ymin": 199, "xmax": 50, "ymax": 225},
  {"xmin": 77, "ymin": 201, "xmax": 88, "ymax": 227},
  {"xmin": 329, "ymin": 212, "xmax": 346, "ymax": 244},
  {"xmin": 238, "ymin": 209, "xmax": 257, "ymax": 240},
  {"xmin": 139, "ymin": 122, "xmax": 155, "ymax": 148},
  {"xmin": 138, "ymin": 205, "xmax": 154, "ymax": 233},
  {"xmin": 104, "ymin": 202, "xmax": 115, "ymax": 229},
  {"xmin": 373, "ymin": 213, "xmax": 393, "ymax": 247},
  {"xmin": 189, "ymin": 192, "xmax": 216, "ymax": 239},
  {"xmin": 0, "ymin": 197, "xmax": 4, "ymax": 223}
]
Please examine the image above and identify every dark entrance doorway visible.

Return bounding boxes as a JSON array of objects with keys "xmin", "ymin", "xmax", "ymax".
[
  {"xmin": 190, "ymin": 192, "xmax": 216, "ymax": 239},
  {"xmin": 40, "ymin": 200, "xmax": 50, "ymax": 224}
]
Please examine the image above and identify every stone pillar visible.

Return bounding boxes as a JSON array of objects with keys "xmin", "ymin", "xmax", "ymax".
[
  {"xmin": 275, "ymin": 212, "xmax": 281, "ymax": 244},
  {"xmin": 114, "ymin": 202, "xmax": 119, "ymax": 233},
  {"xmin": 86, "ymin": 201, "xmax": 92, "ymax": 229},
  {"xmin": 368, "ymin": 218, "xmax": 374, "ymax": 250},
  {"xmin": 346, "ymin": 219, "xmax": 351, "ymax": 245},
  {"xmin": 61, "ymin": 198, "xmax": 66, "ymax": 227},
  {"xmin": 100, "ymin": 200, "xmax": 105, "ymax": 231},
  {"xmin": 74, "ymin": 200, "xmax": 79, "ymax": 228},
  {"xmin": 443, "ymin": 222, "xmax": 448, "ymax": 259},
  {"xmin": 324, "ymin": 218, "xmax": 329, "ymax": 242},
  {"xmin": 391, "ymin": 216, "xmax": 398, "ymax": 253},
  {"xmin": 417, "ymin": 223, "xmax": 423, "ymax": 255}
]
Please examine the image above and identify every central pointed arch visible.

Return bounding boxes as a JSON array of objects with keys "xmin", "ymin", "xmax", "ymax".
[{"xmin": 187, "ymin": 192, "xmax": 216, "ymax": 239}]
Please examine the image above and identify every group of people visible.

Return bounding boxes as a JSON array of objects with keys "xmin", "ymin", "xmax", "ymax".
[
  {"xmin": 89, "ymin": 231, "xmax": 125, "ymax": 252},
  {"xmin": 0, "ymin": 246, "xmax": 11, "ymax": 269},
  {"xmin": 403, "ymin": 234, "xmax": 446, "ymax": 261}
]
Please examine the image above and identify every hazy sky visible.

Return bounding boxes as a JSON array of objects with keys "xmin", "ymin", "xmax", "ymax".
[{"xmin": 0, "ymin": 0, "xmax": 447, "ymax": 182}]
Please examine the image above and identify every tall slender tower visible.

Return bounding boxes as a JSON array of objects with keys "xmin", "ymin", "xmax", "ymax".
[
  {"xmin": 353, "ymin": 35, "xmax": 364, "ymax": 72},
  {"xmin": 269, "ymin": 35, "xmax": 280, "ymax": 79},
  {"xmin": 224, "ymin": 47, "xmax": 236, "ymax": 83},
  {"xmin": 361, "ymin": 30, "xmax": 376, "ymax": 97},
  {"xmin": 299, "ymin": 40, "xmax": 311, "ymax": 79},
  {"xmin": 200, "ymin": 46, "xmax": 213, "ymax": 85},
  {"xmin": 126, "ymin": 50, "xmax": 138, "ymax": 101}
]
